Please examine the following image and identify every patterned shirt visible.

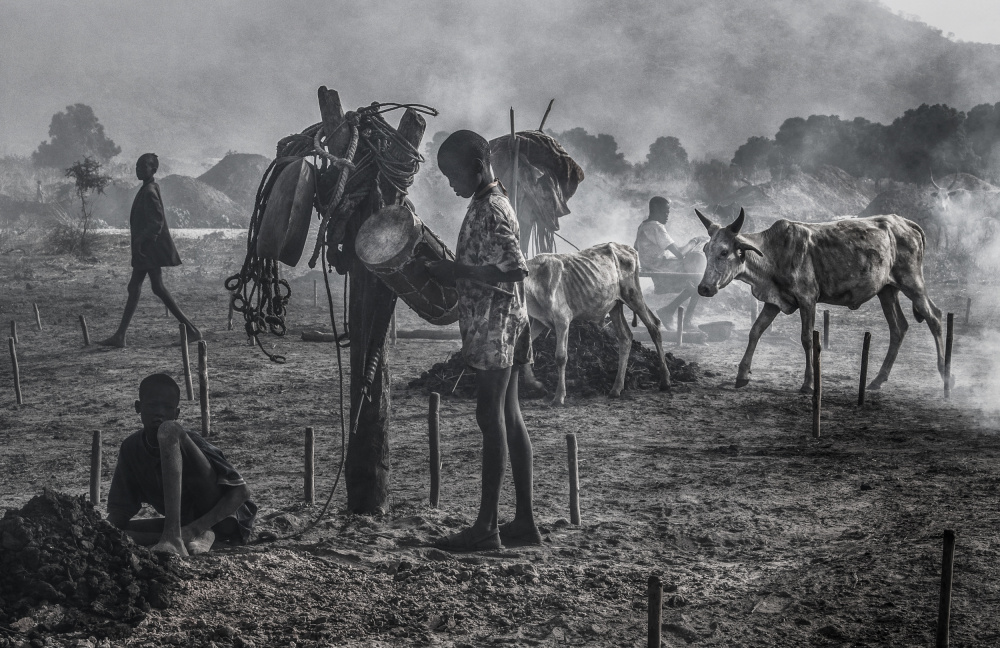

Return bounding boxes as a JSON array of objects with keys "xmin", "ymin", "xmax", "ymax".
[{"xmin": 455, "ymin": 187, "xmax": 532, "ymax": 370}]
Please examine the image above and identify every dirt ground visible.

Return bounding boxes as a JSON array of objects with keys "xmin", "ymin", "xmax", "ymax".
[{"xmin": 2, "ymin": 229, "xmax": 1000, "ymax": 647}]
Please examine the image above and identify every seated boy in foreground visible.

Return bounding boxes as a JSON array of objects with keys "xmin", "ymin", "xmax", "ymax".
[
  {"xmin": 107, "ymin": 373, "xmax": 257, "ymax": 555},
  {"xmin": 427, "ymin": 129, "xmax": 541, "ymax": 551}
]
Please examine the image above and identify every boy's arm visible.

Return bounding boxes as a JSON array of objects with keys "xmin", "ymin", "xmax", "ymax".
[{"xmin": 181, "ymin": 483, "xmax": 251, "ymax": 542}]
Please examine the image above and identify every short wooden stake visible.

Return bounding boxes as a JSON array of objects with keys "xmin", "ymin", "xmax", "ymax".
[
  {"xmin": 10, "ymin": 321, "xmax": 17, "ymax": 346},
  {"xmin": 648, "ymin": 574, "xmax": 663, "ymax": 648},
  {"xmin": 858, "ymin": 331, "xmax": 871, "ymax": 407},
  {"xmin": 964, "ymin": 297, "xmax": 971, "ymax": 326},
  {"xmin": 33, "ymin": 303, "xmax": 41, "ymax": 331},
  {"xmin": 304, "ymin": 427, "xmax": 315, "ymax": 504},
  {"xmin": 90, "ymin": 430, "xmax": 102, "ymax": 505},
  {"xmin": 198, "ymin": 340, "xmax": 210, "ymax": 437},
  {"xmin": 165, "ymin": 303, "xmax": 169, "ymax": 317},
  {"xmin": 936, "ymin": 529, "xmax": 956, "ymax": 648},
  {"xmin": 79, "ymin": 315, "xmax": 90, "ymax": 346},
  {"xmin": 566, "ymin": 433, "xmax": 581, "ymax": 525},
  {"xmin": 8, "ymin": 337, "xmax": 22, "ymax": 405},
  {"xmin": 823, "ymin": 310, "xmax": 830, "ymax": 349},
  {"xmin": 676, "ymin": 307, "xmax": 684, "ymax": 345},
  {"xmin": 227, "ymin": 293, "xmax": 235, "ymax": 331},
  {"xmin": 428, "ymin": 392, "xmax": 441, "ymax": 508},
  {"xmin": 313, "ymin": 279, "xmax": 318, "ymax": 308},
  {"xmin": 179, "ymin": 324, "xmax": 194, "ymax": 400},
  {"xmin": 390, "ymin": 310, "xmax": 397, "ymax": 347},
  {"xmin": 812, "ymin": 330, "xmax": 821, "ymax": 438},
  {"xmin": 944, "ymin": 313, "xmax": 954, "ymax": 399}
]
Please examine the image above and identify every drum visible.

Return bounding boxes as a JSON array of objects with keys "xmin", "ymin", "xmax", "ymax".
[
  {"xmin": 355, "ymin": 205, "xmax": 459, "ymax": 325},
  {"xmin": 256, "ymin": 157, "xmax": 316, "ymax": 266}
]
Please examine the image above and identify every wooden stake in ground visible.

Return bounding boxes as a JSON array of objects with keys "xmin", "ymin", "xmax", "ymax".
[
  {"xmin": 179, "ymin": 324, "xmax": 194, "ymax": 400},
  {"xmin": 8, "ymin": 337, "xmax": 22, "ymax": 405},
  {"xmin": 79, "ymin": 315, "xmax": 90, "ymax": 346},
  {"xmin": 812, "ymin": 329, "xmax": 821, "ymax": 438},
  {"xmin": 198, "ymin": 340, "xmax": 210, "ymax": 438},
  {"xmin": 428, "ymin": 392, "xmax": 441, "ymax": 508},
  {"xmin": 165, "ymin": 302, "xmax": 169, "ymax": 317},
  {"xmin": 304, "ymin": 427, "xmax": 315, "ymax": 504},
  {"xmin": 9, "ymin": 321, "xmax": 17, "ymax": 346},
  {"xmin": 510, "ymin": 108, "xmax": 519, "ymax": 213},
  {"xmin": 677, "ymin": 307, "xmax": 684, "ymax": 345},
  {"xmin": 965, "ymin": 297, "xmax": 971, "ymax": 326},
  {"xmin": 566, "ymin": 433, "xmax": 581, "ymax": 525},
  {"xmin": 90, "ymin": 430, "xmax": 102, "ymax": 505},
  {"xmin": 313, "ymin": 279, "xmax": 318, "ymax": 308},
  {"xmin": 390, "ymin": 310, "xmax": 397, "ymax": 347},
  {"xmin": 33, "ymin": 303, "xmax": 41, "ymax": 331},
  {"xmin": 937, "ymin": 529, "xmax": 956, "ymax": 648},
  {"xmin": 648, "ymin": 574, "xmax": 663, "ymax": 648},
  {"xmin": 858, "ymin": 331, "xmax": 871, "ymax": 407},
  {"xmin": 944, "ymin": 312, "xmax": 954, "ymax": 399},
  {"xmin": 227, "ymin": 293, "xmax": 235, "ymax": 331},
  {"xmin": 538, "ymin": 98, "xmax": 555, "ymax": 131},
  {"xmin": 823, "ymin": 309, "xmax": 830, "ymax": 349}
]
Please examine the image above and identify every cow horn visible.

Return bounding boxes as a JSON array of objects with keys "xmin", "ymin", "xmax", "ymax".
[
  {"xmin": 695, "ymin": 209, "xmax": 719, "ymax": 234},
  {"xmin": 929, "ymin": 172, "xmax": 942, "ymax": 191},
  {"xmin": 728, "ymin": 208, "xmax": 746, "ymax": 234},
  {"xmin": 737, "ymin": 238, "xmax": 764, "ymax": 258}
]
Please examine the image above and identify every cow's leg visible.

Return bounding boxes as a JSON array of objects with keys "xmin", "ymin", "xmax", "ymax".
[
  {"xmin": 607, "ymin": 303, "xmax": 633, "ymax": 398},
  {"xmin": 683, "ymin": 292, "xmax": 701, "ymax": 327},
  {"xmin": 521, "ymin": 317, "xmax": 548, "ymax": 392},
  {"xmin": 869, "ymin": 287, "xmax": 908, "ymax": 390},
  {"xmin": 736, "ymin": 302, "xmax": 780, "ymax": 388},
  {"xmin": 551, "ymin": 316, "xmax": 571, "ymax": 406},
  {"xmin": 898, "ymin": 283, "xmax": 948, "ymax": 386},
  {"xmin": 656, "ymin": 287, "xmax": 695, "ymax": 330},
  {"xmin": 798, "ymin": 302, "xmax": 817, "ymax": 394},
  {"xmin": 625, "ymin": 296, "xmax": 671, "ymax": 391}
]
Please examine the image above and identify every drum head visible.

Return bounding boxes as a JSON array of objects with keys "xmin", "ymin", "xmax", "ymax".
[{"xmin": 356, "ymin": 205, "xmax": 419, "ymax": 266}]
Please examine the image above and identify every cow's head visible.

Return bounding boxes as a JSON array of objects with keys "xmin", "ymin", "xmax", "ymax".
[
  {"xmin": 695, "ymin": 207, "xmax": 763, "ymax": 297},
  {"xmin": 929, "ymin": 172, "xmax": 960, "ymax": 213}
]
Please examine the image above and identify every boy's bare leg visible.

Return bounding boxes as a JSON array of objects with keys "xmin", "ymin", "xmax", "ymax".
[
  {"xmin": 500, "ymin": 369, "xmax": 541, "ymax": 545},
  {"xmin": 148, "ymin": 268, "xmax": 201, "ymax": 340},
  {"xmin": 98, "ymin": 269, "xmax": 147, "ymax": 347}
]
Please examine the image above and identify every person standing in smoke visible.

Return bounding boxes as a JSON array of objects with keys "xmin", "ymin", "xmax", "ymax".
[{"xmin": 99, "ymin": 153, "xmax": 200, "ymax": 348}]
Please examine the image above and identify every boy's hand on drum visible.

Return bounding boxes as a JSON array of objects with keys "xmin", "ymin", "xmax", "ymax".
[{"xmin": 426, "ymin": 259, "xmax": 459, "ymax": 286}]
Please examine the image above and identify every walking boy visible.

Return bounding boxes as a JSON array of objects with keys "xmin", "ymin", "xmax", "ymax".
[
  {"xmin": 99, "ymin": 153, "xmax": 200, "ymax": 348},
  {"xmin": 427, "ymin": 130, "xmax": 541, "ymax": 551},
  {"xmin": 106, "ymin": 373, "xmax": 256, "ymax": 555}
]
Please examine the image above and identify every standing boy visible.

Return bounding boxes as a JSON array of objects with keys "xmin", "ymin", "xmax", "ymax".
[
  {"xmin": 99, "ymin": 153, "xmax": 200, "ymax": 348},
  {"xmin": 107, "ymin": 373, "xmax": 256, "ymax": 555},
  {"xmin": 427, "ymin": 130, "xmax": 541, "ymax": 551}
]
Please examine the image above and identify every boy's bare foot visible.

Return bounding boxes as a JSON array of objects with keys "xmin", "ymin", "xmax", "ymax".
[
  {"xmin": 97, "ymin": 334, "xmax": 126, "ymax": 348},
  {"xmin": 185, "ymin": 528, "xmax": 215, "ymax": 555},
  {"xmin": 151, "ymin": 537, "xmax": 189, "ymax": 556},
  {"xmin": 499, "ymin": 519, "xmax": 542, "ymax": 546}
]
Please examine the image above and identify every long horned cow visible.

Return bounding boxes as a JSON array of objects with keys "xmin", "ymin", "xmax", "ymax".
[{"xmin": 694, "ymin": 208, "xmax": 948, "ymax": 393}]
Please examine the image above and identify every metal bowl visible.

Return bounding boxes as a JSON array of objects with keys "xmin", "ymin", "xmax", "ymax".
[{"xmin": 698, "ymin": 320, "xmax": 735, "ymax": 342}]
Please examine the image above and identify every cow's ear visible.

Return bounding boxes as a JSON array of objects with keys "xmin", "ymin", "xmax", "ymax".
[
  {"xmin": 728, "ymin": 208, "xmax": 746, "ymax": 234},
  {"xmin": 736, "ymin": 236, "xmax": 763, "ymax": 258},
  {"xmin": 695, "ymin": 209, "xmax": 720, "ymax": 235}
]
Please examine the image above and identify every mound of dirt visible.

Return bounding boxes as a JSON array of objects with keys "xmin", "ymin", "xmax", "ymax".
[
  {"xmin": 410, "ymin": 320, "xmax": 698, "ymax": 399},
  {"xmin": 198, "ymin": 153, "xmax": 272, "ymax": 214},
  {"xmin": 158, "ymin": 174, "xmax": 248, "ymax": 228},
  {"xmin": 0, "ymin": 490, "xmax": 178, "ymax": 640}
]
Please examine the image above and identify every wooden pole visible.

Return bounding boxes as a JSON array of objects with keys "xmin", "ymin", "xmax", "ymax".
[
  {"xmin": 936, "ymin": 529, "xmax": 956, "ymax": 648},
  {"xmin": 510, "ymin": 108, "xmax": 519, "ymax": 213},
  {"xmin": 823, "ymin": 310, "xmax": 830, "ymax": 350},
  {"xmin": 8, "ymin": 337, "xmax": 22, "ymax": 405},
  {"xmin": 538, "ymin": 98, "xmax": 555, "ymax": 131},
  {"xmin": 428, "ymin": 392, "xmax": 441, "ymax": 508},
  {"xmin": 648, "ymin": 574, "xmax": 663, "ymax": 648},
  {"xmin": 944, "ymin": 312, "xmax": 954, "ymax": 399},
  {"xmin": 79, "ymin": 315, "xmax": 90, "ymax": 346},
  {"xmin": 227, "ymin": 292, "xmax": 235, "ymax": 331},
  {"xmin": 858, "ymin": 331, "xmax": 871, "ymax": 407},
  {"xmin": 965, "ymin": 297, "xmax": 971, "ymax": 326},
  {"xmin": 198, "ymin": 340, "xmax": 210, "ymax": 437},
  {"xmin": 566, "ymin": 433, "xmax": 581, "ymax": 525},
  {"xmin": 313, "ymin": 279, "xmax": 318, "ymax": 308},
  {"xmin": 677, "ymin": 307, "xmax": 684, "ymax": 345},
  {"xmin": 812, "ymin": 330, "xmax": 821, "ymax": 438},
  {"xmin": 33, "ymin": 303, "xmax": 41, "ymax": 331},
  {"xmin": 9, "ymin": 321, "xmax": 17, "ymax": 346},
  {"xmin": 179, "ymin": 324, "xmax": 194, "ymax": 401},
  {"xmin": 304, "ymin": 427, "xmax": 315, "ymax": 504},
  {"xmin": 90, "ymin": 430, "xmax": 102, "ymax": 505},
  {"xmin": 390, "ymin": 310, "xmax": 397, "ymax": 347}
]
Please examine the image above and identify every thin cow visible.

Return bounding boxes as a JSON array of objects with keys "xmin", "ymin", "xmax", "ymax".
[
  {"xmin": 694, "ymin": 208, "xmax": 948, "ymax": 393},
  {"xmin": 523, "ymin": 242, "xmax": 670, "ymax": 405}
]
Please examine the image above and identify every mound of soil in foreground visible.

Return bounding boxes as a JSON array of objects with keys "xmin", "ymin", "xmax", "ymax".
[
  {"xmin": 410, "ymin": 320, "xmax": 698, "ymax": 398},
  {"xmin": 0, "ymin": 491, "xmax": 178, "ymax": 641}
]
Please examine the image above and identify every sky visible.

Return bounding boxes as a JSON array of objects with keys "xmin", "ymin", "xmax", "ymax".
[{"xmin": 878, "ymin": 0, "xmax": 1000, "ymax": 44}]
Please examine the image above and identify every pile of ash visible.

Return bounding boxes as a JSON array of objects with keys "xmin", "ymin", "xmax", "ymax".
[
  {"xmin": 0, "ymin": 490, "xmax": 178, "ymax": 640},
  {"xmin": 410, "ymin": 320, "xmax": 698, "ymax": 399}
]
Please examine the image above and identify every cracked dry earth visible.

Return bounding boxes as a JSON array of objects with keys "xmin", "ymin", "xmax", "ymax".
[{"xmin": 1, "ymin": 231, "xmax": 1000, "ymax": 646}]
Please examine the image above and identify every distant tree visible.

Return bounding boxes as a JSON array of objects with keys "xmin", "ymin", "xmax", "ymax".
[
  {"xmin": 551, "ymin": 127, "xmax": 632, "ymax": 176},
  {"xmin": 732, "ymin": 136, "xmax": 774, "ymax": 179},
  {"xmin": 65, "ymin": 156, "xmax": 112, "ymax": 253},
  {"xmin": 33, "ymin": 104, "xmax": 121, "ymax": 169},
  {"xmin": 639, "ymin": 136, "xmax": 690, "ymax": 179},
  {"xmin": 885, "ymin": 103, "xmax": 978, "ymax": 182}
]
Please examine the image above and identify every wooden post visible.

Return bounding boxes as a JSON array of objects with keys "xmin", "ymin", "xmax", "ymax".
[
  {"xmin": 227, "ymin": 292, "xmax": 235, "ymax": 331},
  {"xmin": 79, "ymin": 315, "xmax": 90, "ymax": 346},
  {"xmin": 567, "ymin": 433, "xmax": 581, "ymax": 525},
  {"xmin": 648, "ymin": 574, "xmax": 663, "ymax": 648},
  {"xmin": 33, "ymin": 303, "xmax": 41, "ymax": 331},
  {"xmin": 936, "ymin": 529, "xmax": 956, "ymax": 648},
  {"xmin": 9, "ymin": 321, "xmax": 17, "ymax": 346},
  {"xmin": 179, "ymin": 324, "xmax": 194, "ymax": 401},
  {"xmin": 858, "ymin": 331, "xmax": 871, "ymax": 407},
  {"xmin": 944, "ymin": 313, "xmax": 954, "ymax": 399},
  {"xmin": 823, "ymin": 309, "xmax": 830, "ymax": 350},
  {"xmin": 390, "ymin": 310, "xmax": 397, "ymax": 347},
  {"xmin": 428, "ymin": 392, "xmax": 441, "ymax": 508},
  {"xmin": 677, "ymin": 307, "xmax": 684, "ymax": 345},
  {"xmin": 8, "ymin": 338, "xmax": 22, "ymax": 405},
  {"xmin": 313, "ymin": 279, "xmax": 318, "ymax": 308},
  {"xmin": 165, "ymin": 303, "xmax": 169, "ymax": 317},
  {"xmin": 538, "ymin": 98, "xmax": 555, "ymax": 131},
  {"xmin": 198, "ymin": 340, "xmax": 210, "ymax": 437},
  {"xmin": 304, "ymin": 427, "xmax": 315, "ymax": 504},
  {"xmin": 90, "ymin": 430, "xmax": 102, "ymax": 505},
  {"xmin": 510, "ymin": 108, "xmax": 519, "ymax": 213},
  {"xmin": 812, "ymin": 330, "xmax": 821, "ymax": 438}
]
